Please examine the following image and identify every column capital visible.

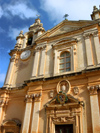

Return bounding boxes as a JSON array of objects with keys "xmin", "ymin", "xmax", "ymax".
[
  {"xmin": 93, "ymin": 31, "xmax": 98, "ymax": 37},
  {"xmin": 87, "ymin": 85, "xmax": 100, "ymax": 95},
  {"xmin": 25, "ymin": 94, "xmax": 34, "ymax": 103},
  {"xmin": 35, "ymin": 44, "xmax": 47, "ymax": 51},
  {"xmin": 25, "ymin": 93, "xmax": 42, "ymax": 102},
  {"xmin": 34, "ymin": 93, "xmax": 42, "ymax": 102},
  {"xmin": 10, "ymin": 53, "xmax": 17, "ymax": 62},
  {"xmin": 0, "ymin": 99, "xmax": 8, "ymax": 107},
  {"xmin": 83, "ymin": 34, "xmax": 90, "ymax": 39}
]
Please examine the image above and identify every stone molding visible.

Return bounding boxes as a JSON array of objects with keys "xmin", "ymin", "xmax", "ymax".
[
  {"xmin": 25, "ymin": 93, "xmax": 42, "ymax": 102},
  {"xmin": 87, "ymin": 85, "xmax": 100, "ymax": 95}
]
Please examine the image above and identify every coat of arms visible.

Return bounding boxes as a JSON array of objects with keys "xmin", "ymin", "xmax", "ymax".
[{"xmin": 56, "ymin": 91, "xmax": 68, "ymax": 104}]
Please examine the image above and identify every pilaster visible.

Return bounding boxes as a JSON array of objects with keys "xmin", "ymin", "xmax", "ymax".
[
  {"xmin": 31, "ymin": 49, "xmax": 40, "ymax": 78},
  {"xmin": 4, "ymin": 54, "xmax": 16, "ymax": 87},
  {"xmin": 39, "ymin": 45, "xmax": 46, "ymax": 76},
  {"xmin": 84, "ymin": 34, "xmax": 93, "ymax": 67},
  {"xmin": 21, "ymin": 95, "xmax": 34, "ymax": 133},
  {"xmin": 93, "ymin": 31, "xmax": 100, "ymax": 65},
  {"xmin": 0, "ymin": 94, "xmax": 9, "ymax": 133},
  {"xmin": 53, "ymin": 49, "xmax": 58, "ymax": 75},
  {"xmin": 31, "ymin": 93, "xmax": 42, "ymax": 133},
  {"xmin": 88, "ymin": 85, "xmax": 100, "ymax": 133}
]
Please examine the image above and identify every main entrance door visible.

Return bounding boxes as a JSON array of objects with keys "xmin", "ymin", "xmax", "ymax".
[{"xmin": 55, "ymin": 124, "xmax": 73, "ymax": 133}]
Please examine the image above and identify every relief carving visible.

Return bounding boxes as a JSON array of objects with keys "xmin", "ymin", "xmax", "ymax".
[
  {"xmin": 49, "ymin": 90, "xmax": 54, "ymax": 98},
  {"xmin": 73, "ymin": 87, "xmax": 79, "ymax": 95}
]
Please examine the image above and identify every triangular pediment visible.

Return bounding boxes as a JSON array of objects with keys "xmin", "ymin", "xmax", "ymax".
[
  {"xmin": 35, "ymin": 20, "xmax": 95, "ymax": 41},
  {"xmin": 45, "ymin": 94, "xmax": 82, "ymax": 108}
]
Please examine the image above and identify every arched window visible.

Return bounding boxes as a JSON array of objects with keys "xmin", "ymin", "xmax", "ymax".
[
  {"xmin": 59, "ymin": 52, "xmax": 71, "ymax": 73},
  {"xmin": 27, "ymin": 34, "xmax": 33, "ymax": 46}
]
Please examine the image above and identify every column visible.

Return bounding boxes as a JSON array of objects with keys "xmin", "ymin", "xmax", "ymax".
[
  {"xmin": 53, "ymin": 49, "xmax": 58, "ymax": 75},
  {"xmin": 88, "ymin": 85, "xmax": 100, "ymax": 133},
  {"xmin": 39, "ymin": 46, "xmax": 46, "ymax": 76},
  {"xmin": 4, "ymin": 54, "xmax": 16, "ymax": 87},
  {"xmin": 21, "ymin": 95, "xmax": 33, "ymax": 133},
  {"xmin": 31, "ymin": 50, "xmax": 40, "ymax": 78},
  {"xmin": 84, "ymin": 34, "xmax": 93, "ymax": 66},
  {"xmin": 31, "ymin": 93, "xmax": 41, "ymax": 133},
  {"xmin": 93, "ymin": 32, "xmax": 100, "ymax": 65}
]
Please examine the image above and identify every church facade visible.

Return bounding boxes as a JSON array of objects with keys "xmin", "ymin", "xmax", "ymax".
[{"xmin": 0, "ymin": 6, "xmax": 100, "ymax": 133}]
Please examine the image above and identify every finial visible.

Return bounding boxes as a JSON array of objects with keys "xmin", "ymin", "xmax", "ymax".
[
  {"xmin": 63, "ymin": 14, "xmax": 69, "ymax": 20},
  {"xmin": 19, "ymin": 30, "xmax": 23, "ymax": 35}
]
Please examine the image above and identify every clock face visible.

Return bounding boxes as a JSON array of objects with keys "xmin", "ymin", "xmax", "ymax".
[{"xmin": 20, "ymin": 50, "xmax": 31, "ymax": 60}]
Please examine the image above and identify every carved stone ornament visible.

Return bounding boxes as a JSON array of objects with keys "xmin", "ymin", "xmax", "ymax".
[
  {"xmin": 35, "ymin": 44, "xmax": 47, "ymax": 51},
  {"xmin": 10, "ymin": 54, "xmax": 16, "ymax": 62},
  {"xmin": 87, "ymin": 85, "xmax": 100, "ymax": 95},
  {"xmin": 0, "ymin": 99, "xmax": 8, "ymax": 107},
  {"xmin": 52, "ymin": 116, "xmax": 75, "ymax": 123},
  {"xmin": 49, "ymin": 90, "xmax": 54, "ymax": 98},
  {"xmin": 83, "ymin": 34, "xmax": 90, "ymax": 39},
  {"xmin": 57, "ymin": 80, "xmax": 70, "ymax": 94},
  {"xmin": 73, "ymin": 87, "xmax": 79, "ymax": 95},
  {"xmin": 25, "ymin": 93, "xmax": 42, "ymax": 102},
  {"xmin": 56, "ymin": 91, "xmax": 68, "ymax": 104}
]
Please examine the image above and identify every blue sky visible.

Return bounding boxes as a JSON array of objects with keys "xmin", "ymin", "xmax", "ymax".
[{"xmin": 0, "ymin": 0, "xmax": 100, "ymax": 87}]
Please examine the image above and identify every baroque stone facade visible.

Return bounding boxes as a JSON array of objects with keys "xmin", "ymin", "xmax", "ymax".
[{"xmin": 0, "ymin": 6, "xmax": 100, "ymax": 133}]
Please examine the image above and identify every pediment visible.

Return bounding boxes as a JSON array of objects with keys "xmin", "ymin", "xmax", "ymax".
[
  {"xmin": 49, "ymin": 25, "xmax": 80, "ymax": 37},
  {"xmin": 45, "ymin": 94, "xmax": 83, "ymax": 109},
  {"xmin": 35, "ymin": 20, "xmax": 94, "ymax": 41}
]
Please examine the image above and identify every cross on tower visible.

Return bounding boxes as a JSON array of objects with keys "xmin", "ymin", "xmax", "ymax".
[{"xmin": 63, "ymin": 14, "xmax": 69, "ymax": 20}]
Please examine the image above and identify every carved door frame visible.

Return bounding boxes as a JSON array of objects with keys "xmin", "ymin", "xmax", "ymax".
[{"xmin": 46, "ymin": 106, "xmax": 83, "ymax": 133}]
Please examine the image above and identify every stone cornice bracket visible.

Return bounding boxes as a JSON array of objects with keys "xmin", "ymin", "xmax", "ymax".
[{"xmin": 87, "ymin": 85, "xmax": 100, "ymax": 95}]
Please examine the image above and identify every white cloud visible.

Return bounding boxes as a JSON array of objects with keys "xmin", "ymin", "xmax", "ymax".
[
  {"xmin": 0, "ymin": 1, "xmax": 39, "ymax": 19},
  {"xmin": 40, "ymin": 0, "xmax": 100, "ymax": 23},
  {"xmin": 0, "ymin": 73, "xmax": 5, "ymax": 83},
  {"xmin": 0, "ymin": 6, "xmax": 3, "ymax": 18},
  {"xmin": 0, "ymin": 27, "xmax": 5, "ymax": 33},
  {"xmin": 8, "ymin": 26, "xmax": 28, "ymax": 40}
]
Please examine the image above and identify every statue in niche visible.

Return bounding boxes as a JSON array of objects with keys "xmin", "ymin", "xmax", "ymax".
[{"xmin": 57, "ymin": 80, "xmax": 70, "ymax": 94}]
